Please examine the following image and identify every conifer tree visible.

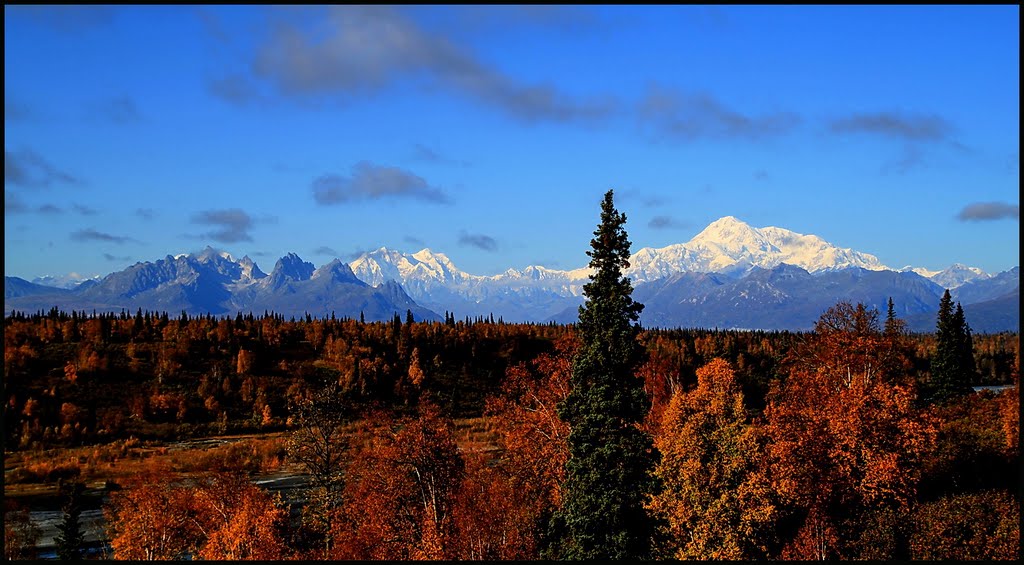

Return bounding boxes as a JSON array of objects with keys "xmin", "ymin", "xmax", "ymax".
[
  {"xmin": 548, "ymin": 189, "xmax": 661, "ymax": 559},
  {"xmin": 931, "ymin": 290, "xmax": 973, "ymax": 402},
  {"xmin": 952, "ymin": 302, "xmax": 977, "ymax": 383},
  {"xmin": 884, "ymin": 297, "xmax": 899, "ymax": 336}
]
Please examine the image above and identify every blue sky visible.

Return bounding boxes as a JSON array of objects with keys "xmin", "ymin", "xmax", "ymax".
[{"xmin": 4, "ymin": 5, "xmax": 1019, "ymax": 281}]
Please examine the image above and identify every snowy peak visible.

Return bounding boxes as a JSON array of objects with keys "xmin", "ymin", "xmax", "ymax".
[
  {"xmin": 237, "ymin": 255, "xmax": 267, "ymax": 283},
  {"xmin": 899, "ymin": 263, "xmax": 991, "ymax": 289},
  {"xmin": 627, "ymin": 216, "xmax": 889, "ymax": 281},
  {"xmin": 31, "ymin": 273, "xmax": 102, "ymax": 289},
  {"xmin": 927, "ymin": 263, "xmax": 991, "ymax": 289},
  {"xmin": 691, "ymin": 216, "xmax": 767, "ymax": 249},
  {"xmin": 349, "ymin": 247, "xmax": 474, "ymax": 288},
  {"xmin": 193, "ymin": 245, "xmax": 234, "ymax": 263},
  {"xmin": 349, "ymin": 247, "xmax": 411, "ymax": 287}
]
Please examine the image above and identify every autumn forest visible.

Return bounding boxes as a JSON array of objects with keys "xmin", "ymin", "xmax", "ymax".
[{"xmin": 2, "ymin": 301, "xmax": 1020, "ymax": 559}]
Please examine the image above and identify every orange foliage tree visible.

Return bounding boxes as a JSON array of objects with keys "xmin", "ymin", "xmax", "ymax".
[
  {"xmin": 763, "ymin": 302, "xmax": 935, "ymax": 559},
  {"xmin": 650, "ymin": 358, "xmax": 776, "ymax": 559},
  {"xmin": 330, "ymin": 402, "xmax": 464, "ymax": 560},
  {"xmin": 909, "ymin": 490, "xmax": 1020, "ymax": 560},
  {"xmin": 106, "ymin": 469, "xmax": 205, "ymax": 560},
  {"xmin": 193, "ymin": 473, "xmax": 289, "ymax": 560},
  {"xmin": 485, "ymin": 333, "xmax": 575, "ymax": 513},
  {"xmin": 106, "ymin": 468, "xmax": 288, "ymax": 560},
  {"xmin": 448, "ymin": 453, "xmax": 540, "ymax": 560}
]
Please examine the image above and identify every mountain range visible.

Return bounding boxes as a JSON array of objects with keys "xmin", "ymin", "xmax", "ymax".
[
  {"xmin": 5, "ymin": 217, "xmax": 1018, "ymax": 332},
  {"xmin": 5, "ymin": 247, "xmax": 438, "ymax": 322}
]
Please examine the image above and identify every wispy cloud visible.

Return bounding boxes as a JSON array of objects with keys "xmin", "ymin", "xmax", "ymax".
[
  {"xmin": 312, "ymin": 161, "xmax": 449, "ymax": 204},
  {"xmin": 5, "ymin": 148, "xmax": 83, "ymax": 188},
  {"xmin": 639, "ymin": 84, "xmax": 800, "ymax": 141},
  {"xmin": 190, "ymin": 208, "xmax": 257, "ymax": 243},
  {"xmin": 224, "ymin": 6, "xmax": 615, "ymax": 123},
  {"xmin": 829, "ymin": 111, "xmax": 953, "ymax": 142},
  {"xmin": 404, "ymin": 235, "xmax": 425, "ymax": 247},
  {"xmin": 103, "ymin": 253, "xmax": 132, "ymax": 262},
  {"xmin": 136, "ymin": 208, "xmax": 156, "ymax": 220},
  {"xmin": 313, "ymin": 245, "xmax": 339, "ymax": 256},
  {"xmin": 207, "ymin": 74, "xmax": 263, "ymax": 106},
  {"xmin": 458, "ymin": 231, "xmax": 498, "ymax": 252},
  {"xmin": 38, "ymin": 204, "xmax": 63, "ymax": 215},
  {"xmin": 71, "ymin": 228, "xmax": 138, "ymax": 244},
  {"xmin": 648, "ymin": 215, "xmax": 689, "ymax": 230},
  {"xmin": 956, "ymin": 202, "xmax": 1019, "ymax": 222}
]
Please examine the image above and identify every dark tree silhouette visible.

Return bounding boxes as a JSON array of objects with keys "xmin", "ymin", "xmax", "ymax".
[
  {"xmin": 931, "ymin": 290, "xmax": 974, "ymax": 402},
  {"xmin": 548, "ymin": 189, "xmax": 662, "ymax": 559}
]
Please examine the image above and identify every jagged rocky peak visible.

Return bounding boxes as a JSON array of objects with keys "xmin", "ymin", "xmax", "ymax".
[
  {"xmin": 270, "ymin": 253, "xmax": 315, "ymax": 281},
  {"xmin": 312, "ymin": 258, "xmax": 360, "ymax": 283},
  {"xmin": 192, "ymin": 245, "xmax": 233, "ymax": 263},
  {"xmin": 237, "ymin": 255, "xmax": 267, "ymax": 281}
]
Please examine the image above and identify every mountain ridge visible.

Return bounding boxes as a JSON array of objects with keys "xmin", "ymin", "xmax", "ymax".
[{"xmin": 7, "ymin": 219, "xmax": 1016, "ymax": 331}]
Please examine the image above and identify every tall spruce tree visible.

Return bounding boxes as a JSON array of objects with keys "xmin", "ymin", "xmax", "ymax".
[
  {"xmin": 548, "ymin": 189, "xmax": 661, "ymax": 559},
  {"xmin": 930, "ymin": 289, "xmax": 973, "ymax": 402},
  {"xmin": 952, "ymin": 302, "xmax": 977, "ymax": 383}
]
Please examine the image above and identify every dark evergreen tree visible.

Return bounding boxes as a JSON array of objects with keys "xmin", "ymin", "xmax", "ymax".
[
  {"xmin": 884, "ymin": 296, "xmax": 899, "ymax": 336},
  {"xmin": 548, "ymin": 189, "xmax": 662, "ymax": 559},
  {"xmin": 55, "ymin": 481, "xmax": 85, "ymax": 560},
  {"xmin": 930, "ymin": 290, "xmax": 973, "ymax": 402},
  {"xmin": 952, "ymin": 302, "xmax": 977, "ymax": 383}
]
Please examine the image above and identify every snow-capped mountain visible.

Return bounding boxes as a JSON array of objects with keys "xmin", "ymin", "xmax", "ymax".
[
  {"xmin": 625, "ymin": 216, "xmax": 890, "ymax": 281},
  {"xmin": 345, "ymin": 216, "xmax": 893, "ymax": 321},
  {"xmin": 6, "ymin": 217, "xmax": 1015, "ymax": 330},
  {"xmin": 350, "ymin": 247, "xmax": 477, "ymax": 295},
  {"xmin": 348, "ymin": 247, "xmax": 586, "ymax": 321},
  {"xmin": 30, "ymin": 273, "xmax": 102, "ymax": 289},
  {"xmin": 338, "ymin": 216, "xmax": 1011, "ymax": 326},
  {"xmin": 927, "ymin": 263, "xmax": 992, "ymax": 290},
  {"xmin": 900, "ymin": 264, "xmax": 992, "ymax": 290}
]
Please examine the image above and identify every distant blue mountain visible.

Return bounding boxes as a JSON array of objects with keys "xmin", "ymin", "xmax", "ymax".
[
  {"xmin": 951, "ymin": 266, "xmax": 1019, "ymax": 305},
  {"xmin": 4, "ymin": 277, "xmax": 71, "ymax": 300},
  {"xmin": 5, "ymin": 249, "xmax": 1017, "ymax": 332},
  {"xmin": 550, "ymin": 264, "xmax": 972, "ymax": 331},
  {"xmin": 4, "ymin": 247, "xmax": 440, "ymax": 322}
]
